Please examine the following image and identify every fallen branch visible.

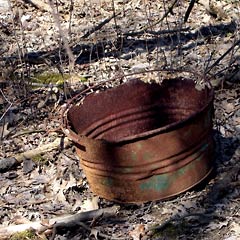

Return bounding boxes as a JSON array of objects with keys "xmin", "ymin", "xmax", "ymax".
[
  {"xmin": 0, "ymin": 137, "xmax": 70, "ymax": 172},
  {"xmin": 206, "ymin": 39, "xmax": 240, "ymax": 74},
  {"xmin": 80, "ymin": 0, "xmax": 179, "ymax": 39},
  {"xmin": 66, "ymin": 221, "xmax": 126, "ymax": 240},
  {"xmin": 12, "ymin": 129, "xmax": 46, "ymax": 138},
  {"xmin": 123, "ymin": 27, "xmax": 190, "ymax": 37},
  {"xmin": 184, "ymin": 0, "xmax": 196, "ymax": 22},
  {"xmin": 81, "ymin": 11, "xmax": 122, "ymax": 39},
  {"xmin": 137, "ymin": 0, "xmax": 178, "ymax": 34},
  {"xmin": 2, "ymin": 20, "xmax": 235, "ymax": 67},
  {"xmin": 0, "ymin": 206, "xmax": 119, "ymax": 240}
]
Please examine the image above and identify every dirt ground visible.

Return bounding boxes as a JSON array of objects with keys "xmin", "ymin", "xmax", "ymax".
[{"xmin": 0, "ymin": 0, "xmax": 239, "ymax": 239}]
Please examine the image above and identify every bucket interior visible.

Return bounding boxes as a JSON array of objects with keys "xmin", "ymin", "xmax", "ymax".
[{"xmin": 67, "ymin": 78, "xmax": 212, "ymax": 142}]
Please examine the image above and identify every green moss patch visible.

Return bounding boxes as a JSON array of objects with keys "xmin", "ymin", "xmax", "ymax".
[
  {"xmin": 31, "ymin": 72, "xmax": 71, "ymax": 86},
  {"xmin": 32, "ymin": 154, "xmax": 48, "ymax": 165},
  {"xmin": 10, "ymin": 229, "xmax": 40, "ymax": 240}
]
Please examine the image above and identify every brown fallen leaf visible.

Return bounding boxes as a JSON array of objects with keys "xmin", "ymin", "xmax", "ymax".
[
  {"xmin": 10, "ymin": 215, "xmax": 31, "ymax": 225},
  {"xmin": 129, "ymin": 224, "xmax": 146, "ymax": 240}
]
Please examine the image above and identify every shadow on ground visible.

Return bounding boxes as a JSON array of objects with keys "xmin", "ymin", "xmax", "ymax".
[
  {"xmin": 151, "ymin": 130, "xmax": 239, "ymax": 239},
  {"xmin": 1, "ymin": 21, "xmax": 238, "ymax": 68}
]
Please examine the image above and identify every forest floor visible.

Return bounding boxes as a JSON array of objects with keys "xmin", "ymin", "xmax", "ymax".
[{"xmin": 0, "ymin": 0, "xmax": 239, "ymax": 239}]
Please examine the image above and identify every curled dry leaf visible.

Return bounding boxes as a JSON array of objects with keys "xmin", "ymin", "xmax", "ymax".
[
  {"xmin": 81, "ymin": 196, "xmax": 99, "ymax": 212},
  {"xmin": 129, "ymin": 224, "xmax": 146, "ymax": 240},
  {"xmin": 10, "ymin": 215, "xmax": 31, "ymax": 225},
  {"xmin": 229, "ymin": 222, "xmax": 240, "ymax": 236}
]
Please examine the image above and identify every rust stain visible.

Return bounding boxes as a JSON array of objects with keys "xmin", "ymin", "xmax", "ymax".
[{"xmin": 64, "ymin": 77, "xmax": 214, "ymax": 203}]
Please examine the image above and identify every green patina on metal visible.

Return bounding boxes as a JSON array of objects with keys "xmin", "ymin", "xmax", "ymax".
[
  {"xmin": 177, "ymin": 151, "xmax": 205, "ymax": 175},
  {"xmin": 172, "ymin": 162, "xmax": 191, "ymax": 180},
  {"xmin": 143, "ymin": 151, "xmax": 154, "ymax": 161},
  {"xmin": 140, "ymin": 151, "xmax": 207, "ymax": 192},
  {"xmin": 140, "ymin": 174, "xmax": 170, "ymax": 191},
  {"xmin": 121, "ymin": 167, "xmax": 133, "ymax": 173},
  {"xmin": 131, "ymin": 151, "xmax": 138, "ymax": 161},
  {"xmin": 177, "ymin": 166, "xmax": 186, "ymax": 176},
  {"xmin": 200, "ymin": 143, "xmax": 208, "ymax": 152},
  {"xmin": 195, "ymin": 153, "xmax": 204, "ymax": 163},
  {"xmin": 136, "ymin": 142, "xmax": 142, "ymax": 149},
  {"xmin": 101, "ymin": 177, "xmax": 113, "ymax": 186}
]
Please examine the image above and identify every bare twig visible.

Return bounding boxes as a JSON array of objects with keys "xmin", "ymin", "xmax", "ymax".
[
  {"xmin": 206, "ymin": 39, "xmax": 240, "ymax": 74},
  {"xmin": 0, "ymin": 137, "xmax": 70, "ymax": 172},
  {"xmin": 81, "ymin": 10, "xmax": 122, "ymax": 39},
  {"xmin": 123, "ymin": 27, "xmax": 190, "ymax": 37},
  {"xmin": 52, "ymin": 220, "xmax": 126, "ymax": 240},
  {"xmin": 0, "ymin": 89, "xmax": 13, "ymax": 122},
  {"xmin": 7, "ymin": 0, "xmax": 29, "ymax": 96},
  {"xmin": 111, "ymin": 0, "xmax": 121, "ymax": 37},
  {"xmin": 47, "ymin": 0, "xmax": 75, "ymax": 71},
  {"xmin": 0, "ymin": 206, "xmax": 119, "ymax": 240},
  {"xmin": 184, "ymin": 0, "xmax": 196, "ymax": 22},
  {"xmin": 49, "ymin": 206, "xmax": 119, "ymax": 239},
  {"xmin": 123, "ymin": 0, "xmax": 178, "ymax": 37},
  {"xmin": 139, "ymin": 0, "xmax": 178, "ymax": 33},
  {"xmin": 12, "ymin": 129, "xmax": 46, "ymax": 137},
  {"xmin": 68, "ymin": 0, "xmax": 74, "ymax": 36}
]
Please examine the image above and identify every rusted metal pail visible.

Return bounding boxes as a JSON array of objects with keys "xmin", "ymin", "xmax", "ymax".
[{"xmin": 64, "ymin": 77, "xmax": 214, "ymax": 203}]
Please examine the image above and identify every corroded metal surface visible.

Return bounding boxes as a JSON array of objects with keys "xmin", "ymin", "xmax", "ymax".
[{"xmin": 65, "ymin": 78, "xmax": 214, "ymax": 203}]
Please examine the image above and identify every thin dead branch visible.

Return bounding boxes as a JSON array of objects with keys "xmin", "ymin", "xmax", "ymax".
[
  {"xmin": 0, "ymin": 206, "xmax": 119, "ymax": 240},
  {"xmin": 123, "ymin": 27, "xmax": 190, "ymax": 37},
  {"xmin": 0, "ymin": 137, "xmax": 70, "ymax": 172},
  {"xmin": 51, "ymin": 218, "xmax": 126, "ymax": 240},
  {"xmin": 206, "ymin": 39, "xmax": 240, "ymax": 74},
  {"xmin": 81, "ymin": 10, "xmax": 122, "ymax": 39},
  {"xmin": 47, "ymin": 0, "xmax": 75, "ymax": 71},
  {"xmin": 139, "ymin": 0, "xmax": 178, "ymax": 33},
  {"xmin": 184, "ymin": 0, "xmax": 196, "ymax": 22}
]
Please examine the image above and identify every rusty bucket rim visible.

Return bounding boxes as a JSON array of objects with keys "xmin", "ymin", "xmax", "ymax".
[{"xmin": 62, "ymin": 69, "xmax": 214, "ymax": 144}]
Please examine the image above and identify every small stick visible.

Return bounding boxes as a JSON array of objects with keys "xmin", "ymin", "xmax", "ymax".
[
  {"xmin": 139, "ymin": 0, "xmax": 178, "ymax": 33},
  {"xmin": 0, "ymin": 206, "xmax": 119, "ymax": 240},
  {"xmin": 47, "ymin": 0, "xmax": 75, "ymax": 71},
  {"xmin": 81, "ymin": 11, "xmax": 122, "ymax": 39},
  {"xmin": 123, "ymin": 27, "xmax": 190, "ymax": 37},
  {"xmin": 0, "ymin": 137, "xmax": 70, "ymax": 172},
  {"xmin": 52, "ymin": 220, "xmax": 126, "ymax": 240},
  {"xmin": 206, "ymin": 39, "xmax": 240, "ymax": 74},
  {"xmin": 184, "ymin": 0, "xmax": 196, "ymax": 22}
]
